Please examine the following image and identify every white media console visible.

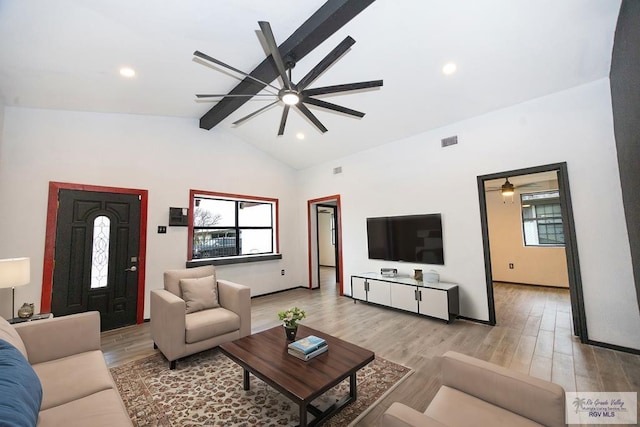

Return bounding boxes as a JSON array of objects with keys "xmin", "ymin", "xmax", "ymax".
[{"xmin": 350, "ymin": 273, "xmax": 459, "ymax": 322}]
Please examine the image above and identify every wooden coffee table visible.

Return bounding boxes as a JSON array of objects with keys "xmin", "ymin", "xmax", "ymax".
[{"xmin": 219, "ymin": 325, "xmax": 375, "ymax": 426}]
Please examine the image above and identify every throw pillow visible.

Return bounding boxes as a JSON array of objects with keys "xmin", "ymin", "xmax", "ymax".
[
  {"xmin": 0, "ymin": 339, "xmax": 43, "ymax": 427},
  {"xmin": 180, "ymin": 275, "xmax": 220, "ymax": 314}
]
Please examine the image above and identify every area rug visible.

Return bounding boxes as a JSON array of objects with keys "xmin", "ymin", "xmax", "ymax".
[{"xmin": 110, "ymin": 348, "xmax": 412, "ymax": 426}]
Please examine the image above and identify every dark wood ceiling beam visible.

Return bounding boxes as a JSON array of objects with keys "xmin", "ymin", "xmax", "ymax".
[{"xmin": 199, "ymin": 0, "xmax": 376, "ymax": 130}]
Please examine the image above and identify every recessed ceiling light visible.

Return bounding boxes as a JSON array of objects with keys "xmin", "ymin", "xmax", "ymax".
[
  {"xmin": 119, "ymin": 67, "xmax": 136, "ymax": 78},
  {"xmin": 442, "ymin": 62, "xmax": 457, "ymax": 76},
  {"xmin": 296, "ymin": 132, "xmax": 305, "ymax": 140}
]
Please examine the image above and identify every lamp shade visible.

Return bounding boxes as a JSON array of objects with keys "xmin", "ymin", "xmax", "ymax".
[{"xmin": 0, "ymin": 258, "xmax": 30, "ymax": 288}]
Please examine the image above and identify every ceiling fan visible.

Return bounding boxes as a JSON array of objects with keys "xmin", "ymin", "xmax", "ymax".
[
  {"xmin": 194, "ymin": 21, "xmax": 383, "ymax": 136},
  {"xmin": 485, "ymin": 178, "xmax": 543, "ymax": 195}
]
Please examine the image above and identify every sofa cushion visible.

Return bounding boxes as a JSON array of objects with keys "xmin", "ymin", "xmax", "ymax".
[
  {"xmin": 180, "ymin": 275, "xmax": 220, "ymax": 313},
  {"xmin": 37, "ymin": 389, "xmax": 133, "ymax": 427},
  {"xmin": 425, "ymin": 385, "xmax": 542, "ymax": 427},
  {"xmin": 440, "ymin": 350, "xmax": 565, "ymax": 427},
  {"xmin": 32, "ymin": 350, "xmax": 116, "ymax": 410},
  {"xmin": 185, "ymin": 307, "xmax": 240, "ymax": 344},
  {"xmin": 164, "ymin": 265, "xmax": 216, "ymax": 298},
  {"xmin": 0, "ymin": 339, "xmax": 43, "ymax": 427},
  {"xmin": 0, "ymin": 315, "xmax": 28, "ymax": 359}
]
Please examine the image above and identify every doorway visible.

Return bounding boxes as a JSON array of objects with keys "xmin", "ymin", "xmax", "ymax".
[
  {"xmin": 41, "ymin": 182, "xmax": 148, "ymax": 330},
  {"xmin": 316, "ymin": 204, "xmax": 339, "ymax": 285},
  {"xmin": 477, "ymin": 163, "xmax": 588, "ymax": 342},
  {"xmin": 307, "ymin": 195, "xmax": 343, "ymax": 294}
]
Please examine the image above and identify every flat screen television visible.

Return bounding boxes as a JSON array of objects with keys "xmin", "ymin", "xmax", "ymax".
[{"xmin": 367, "ymin": 214, "xmax": 444, "ymax": 265}]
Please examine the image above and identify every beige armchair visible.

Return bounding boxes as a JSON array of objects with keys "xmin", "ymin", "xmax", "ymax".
[
  {"xmin": 150, "ymin": 265, "xmax": 251, "ymax": 369},
  {"xmin": 382, "ymin": 351, "xmax": 566, "ymax": 427}
]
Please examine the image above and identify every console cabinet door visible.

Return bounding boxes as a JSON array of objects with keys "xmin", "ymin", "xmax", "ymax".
[
  {"xmin": 390, "ymin": 283, "xmax": 418, "ymax": 313},
  {"xmin": 418, "ymin": 288, "xmax": 449, "ymax": 320},
  {"xmin": 367, "ymin": 279, "xmax": 391, "ymax": 306},
  {"xmin": 351, "ymin": 277, "xmax": 368, "ymax": 301}
]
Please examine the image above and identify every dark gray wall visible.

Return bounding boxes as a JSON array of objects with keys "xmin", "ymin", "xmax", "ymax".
[{"xmin": 610, "ymin": 0, "xmax": 640, "ymax": 311}]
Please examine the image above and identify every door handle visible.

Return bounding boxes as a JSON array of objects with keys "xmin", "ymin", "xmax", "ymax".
[{"xmin": 125, "ymin": 266, "xmax": 137, "ymax": 272}]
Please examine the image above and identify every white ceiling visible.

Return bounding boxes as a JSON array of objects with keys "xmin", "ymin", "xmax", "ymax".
[
  {"xmin": 0, "ymin": 0, "xmax": 621, "ymax": 169},
  {"xmin": 484, "ymin": 171, "xmax": 558, "ymax": 192}
]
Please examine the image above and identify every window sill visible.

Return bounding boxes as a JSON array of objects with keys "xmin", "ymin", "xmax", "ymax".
[{"xmin": 186, "ymin": 253, "xmax": 282, "ymax": 268}]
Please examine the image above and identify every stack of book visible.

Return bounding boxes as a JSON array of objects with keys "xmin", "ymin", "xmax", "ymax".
[{"xmin": 287, "ymin": 335, "xmax": 328, "ymax": 361}]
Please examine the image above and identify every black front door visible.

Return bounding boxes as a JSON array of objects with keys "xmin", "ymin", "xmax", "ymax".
[{"xmin": 52, "ymin": 189, "xmax": 140, "ymax": 330}]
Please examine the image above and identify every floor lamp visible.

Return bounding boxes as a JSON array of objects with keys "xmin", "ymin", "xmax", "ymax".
[{"xmin": 0, "ymin": 257, "xmax": 30, "ymax": 320}]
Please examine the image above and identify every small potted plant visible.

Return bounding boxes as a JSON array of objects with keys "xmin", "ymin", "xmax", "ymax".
[{"xmin": 278, "ymin": 307, "xmax": 306, "ymax": 341}]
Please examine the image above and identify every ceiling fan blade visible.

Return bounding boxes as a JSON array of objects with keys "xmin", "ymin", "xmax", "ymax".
[
  {"xmin": 199, "ymin": 1, "xmax": 376, "ymax": 130},
  {"xmin": 295, "ymin": 103, "xmax": 328, "ymax": 133},
  {"xmin": 193, "ymin": 50, "xmax": 280, "ymax": 92},
  {"xmin": 278, "ymin": 105, "xmax": 290, "ymax": 136},
  {"xmin": 303, "ymin": 97, "xmax": 365, "ymax": 118},
  {"xmin": 302, "ymin": 80, "xmax": 383, "ymax": 97},
  {"xmin": 518, "ymin": 183, "xmax": 543, "ymax": 188},
  {"xmin": 196, "ymin": 94, "xmax": 275, "ymax": 98},
  {"xmin": 296, "ymin": 36, "xmax": 355, "ymax": 90},
  {"xmin": 258, "ymin": 21, "xmax": 293, "ymax": 90},
  {"xmin": 232, "ymin": 101, "xmax": 279, "ymax": 126}
]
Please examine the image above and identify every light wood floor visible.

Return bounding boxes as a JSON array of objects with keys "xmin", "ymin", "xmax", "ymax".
[{"xmin": 101, "ymin": 267, "xmax": 640, "ymax": 425}]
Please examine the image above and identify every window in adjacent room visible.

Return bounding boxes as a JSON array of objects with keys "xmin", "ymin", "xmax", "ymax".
[
  {"xmin": 190, "ymin": 191, "xmax": 278, "ymax": 260},
  {"xmin": 521, "ymin": 190, "xmax": 564, "ymax": 246}
]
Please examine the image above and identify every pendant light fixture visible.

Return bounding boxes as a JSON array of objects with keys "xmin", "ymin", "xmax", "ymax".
[{"xmin": 501, "ymin": 178, "xmax": 515, "ymax": 203}]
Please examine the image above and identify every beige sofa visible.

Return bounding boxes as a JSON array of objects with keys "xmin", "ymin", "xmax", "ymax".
[
  {"xmin": 0, "ymin": 311, "xmax": 132, "ymax": 427},
  {"xmin": 382, "ymin": 351, "xmax": 566, "ymax": 427},
  {"xmin": 150, "ymin": 265, "xmax": 251, "ymax": 369}
]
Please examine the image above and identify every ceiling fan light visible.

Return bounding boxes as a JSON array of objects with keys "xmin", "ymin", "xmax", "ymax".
[
  {"xmin": 281, "ymin": 92, "xmax": 300, "ymax": 105},
  {"xmin": 501, "ymin": 178, "xmax": 515, "ymax": 196}
]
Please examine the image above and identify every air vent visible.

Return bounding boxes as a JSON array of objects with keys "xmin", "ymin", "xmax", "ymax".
[
  {"xmin": 333, "ymin": 166, "xmax": 343, "ymax": 174},
  {"xmin": 441, "ymin": 136, "xmax": 458, "ymax": 147}
]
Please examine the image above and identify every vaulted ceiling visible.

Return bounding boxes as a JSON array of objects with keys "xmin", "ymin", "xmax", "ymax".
[{"xmin": 0, "ymin": 0, "xmax": 622, "ymax": 169}]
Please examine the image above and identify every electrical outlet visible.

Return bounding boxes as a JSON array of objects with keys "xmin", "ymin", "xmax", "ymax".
[
  {"xmin": 281, "ymin": 269, "xmax": 285, "ymax": 276},
  {"xmin": 509, "ymin": 263, "xmax": 514, "ymax": 269}
]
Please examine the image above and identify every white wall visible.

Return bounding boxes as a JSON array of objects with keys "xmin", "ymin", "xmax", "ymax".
[
  {"xmin": 296, "ymin": 79, "xmax": 640, "ymax": 350},
  {"xmin": 0, "ymin": 107, "xmax": 305, "ymax": 319}
]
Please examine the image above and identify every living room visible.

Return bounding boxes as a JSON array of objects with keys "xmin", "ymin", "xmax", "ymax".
[{"xmin": 1, "ymin": 1, "xmax": 639, "ymax": 425}]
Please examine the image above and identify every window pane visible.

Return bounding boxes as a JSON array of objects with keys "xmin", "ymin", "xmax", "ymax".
[
  {"xmin": 91, "ymin": 215, "xmax": 110, "ymax": 289},
  {"xmin": 190, "ymin": 193, "xmax": 277, "ymax": 260},
  {"xmin": 538, "ymin": 223, "xmax": 564, "ymax": 244},
  {"xmin": 192, "ymin": 228, "xmax": 237, "ymax": 259},
  {"xmin": 238, "ymin": 202, "xmax": 272, "ymax": 227},
  {"xmin": 521, "ymin": 191, "xmax": 564, "ymax": 247},
  {"xmin": 522, "ymin": 205, "xmax": 535, "ymax": 219},
  {"xmin": 240, "ymin": 229, "xmax": 273, "ymax": 255},
  {"xmin": 523, "ymin": 220, "xmax": 539, "ymax": 245},
  {"xmin": 194, "ymin": 199, "xmax": 235, "ymax": 227}
]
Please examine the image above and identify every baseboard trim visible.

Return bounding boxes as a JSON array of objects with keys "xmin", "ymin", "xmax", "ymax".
[
  {"xmin": 251, "ymin": 286, "xmax": 309, "ymax": 299},
  {"xmin": 493, "ymin": 281, "xmax": 569, "ymax": 290},
  {"xmin": 456, "ymin": 315, "xmax": 492, "ymax": 325},
  {"xmin": 586, "ymin": 339, "xmax": 640, "ymax": 355}
]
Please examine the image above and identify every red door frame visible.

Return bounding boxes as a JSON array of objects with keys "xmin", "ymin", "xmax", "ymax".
[
  {"xmin": 307, "ymin": 195, "xmax": 343, "ymax": 295},
  {"xmin": 41, "ymin": 181, "xmax": 148, "ymax": 324}
]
